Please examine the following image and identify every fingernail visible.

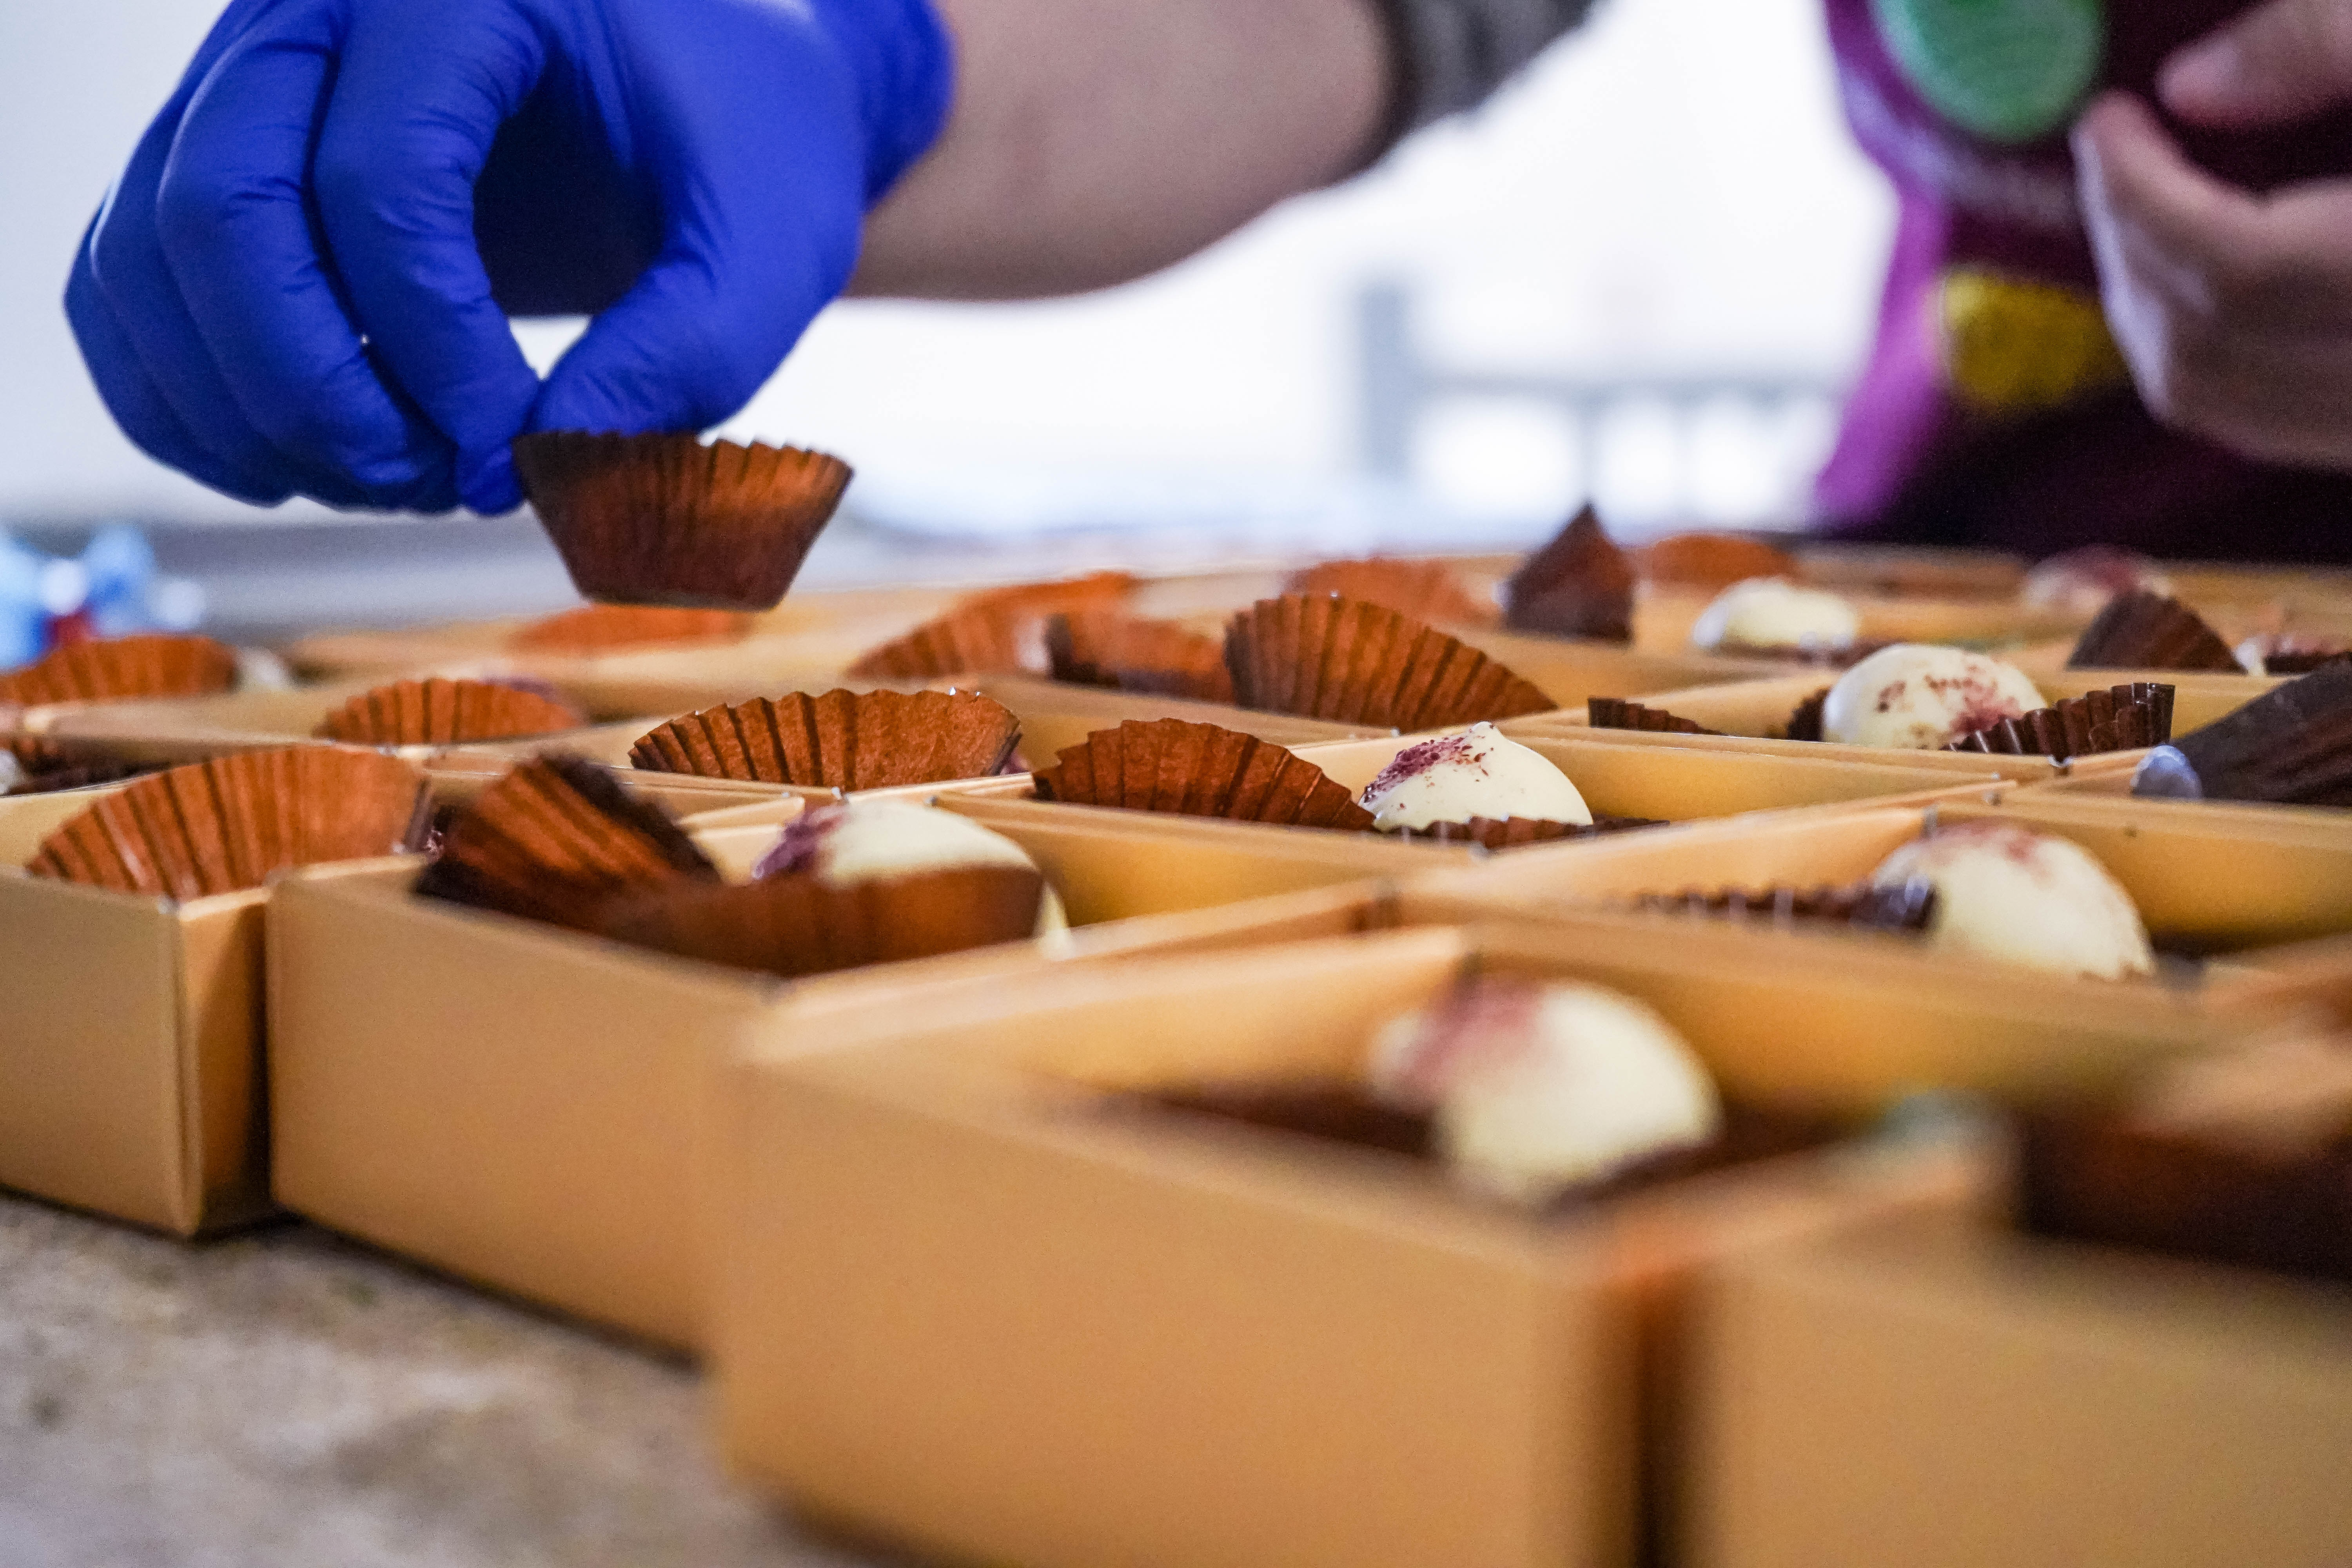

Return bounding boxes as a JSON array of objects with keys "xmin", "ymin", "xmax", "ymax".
[{"xmin": 2161, "ymin": 37, "xmax": 2239, "ymax": 106}]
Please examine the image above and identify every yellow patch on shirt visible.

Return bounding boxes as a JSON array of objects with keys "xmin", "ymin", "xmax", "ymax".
[{"xmin": 1934, "ymin": 269, "xmax": 2128, "ymax": 412}]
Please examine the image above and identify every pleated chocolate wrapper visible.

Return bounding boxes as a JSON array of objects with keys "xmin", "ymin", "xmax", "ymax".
[
  {"xmin": 629, "ymin": 689, "xmax": 1021, "ymax": 789},
  {"xmin": 1033, "ymin": 718, "xmax": 1376, "ymax": 829},
  {"xmin": 1385, "ymin": 813, "xmax": 1666, "ymax": 849},
  {"xmin": 1223, "ymin": 595, "xmax": 1554, "ymax": 729},
  {"xmin": 848, "ymin": 610, "xmax": 1034, "ymax": 681},
  {"xmin": 0, "ymin": 633, "xmax": 239, "ymax": 706},
  {"xmin": 596, "ymin": 863, "xmax": 1045, "ymax": 981},
  {"xmin": 1629, "ymin": 879, "xmax": 1939, "ymax": 933},
  {"xmin": 1635, "ymin": 532, "xmax": 1798, "ymax": 589},
  {"xmin": 2133, "ymin": 658, "xmax": 2352, "ymax": 807},
  {"xmin": 1501, "ymin": 505, "xmax": 1634, "ymax": 642},
  {"xmin": 513, "ymin": 432, "xmax": 850, "ymax": 610},
  {"xmin": 1045, "ymin": 611, "xmax": 1234, "ymax": 703},
  {"xmin": 1585, "ymin": 697, "xmax": 1724, "ymax": 736},
  {"xmin": 2066, "ymin": 590, "xmax": 2239, "ymax": 672},
  {"xmin": 26, "ymin": 747, "xmax": 430, "ymax": 900},
  {"xmin": 508, "ymin": 604, "xmax": 755, "ymax": 655},
  {"xmin": 1944, "ymin": 682, "xmax": 2173, "ymax": 762},
  {"xmin": 414, "ymin": 754, "xmax": 720, "ymax": 932},
  {"xmin": 1285, "ymin": 558, "xmax": 1494, "ymax": 628},
  {"xmin": 315, "ymin": 678, "xmax": 586, "ymax": 746}
]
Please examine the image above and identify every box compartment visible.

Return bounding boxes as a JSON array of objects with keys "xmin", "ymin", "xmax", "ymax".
[
  {"xmin": 1687, "ymin": 1213, "xmax": 2352, "ymax": 1568},
  {"xmin": 711, "ymin": 922, "xmax": 2094, "ymax": 1568}
]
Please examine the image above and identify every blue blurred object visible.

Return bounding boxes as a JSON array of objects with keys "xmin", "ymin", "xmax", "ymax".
[
  {"xmin": 0, "ymin": 535, "xmax": 45, "ymax": 670},
  {"xmin": 0, "ymin": 526, "xmax": 207, "ymax": 673}
]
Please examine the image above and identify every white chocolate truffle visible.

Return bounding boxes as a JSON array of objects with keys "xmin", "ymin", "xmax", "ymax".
[
  {"xmin": 0, "ymin": 751, "xmax": 20, "ymax": 793},
  {"xmin": 1368, "ymin": 979, "xmax": 1721, "ymax": 1203},
  {"xmin": 1821, "ymin": 643, "xmax": 2045, "ymax": 749},
  {"xmin": 2021, "ymin": 546, "xmax": 2173, "ymax": 615},
  {"xmin": 1870, "ymin": 821, "xmax": 2153, "ymax": 979},
  {"xmin": 1689, "ymin": 577, "xmax": 1860, "ymax": 653},
  {"xmin": 1359, "ymin": 723, "xmax": 1592, "ymax": 830},
  {"xmin": 756, "ymin": 799, "xmax": 1066, "ymax": 931}
]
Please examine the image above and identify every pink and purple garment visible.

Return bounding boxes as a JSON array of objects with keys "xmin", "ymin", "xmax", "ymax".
[{"xmin": 1815, "ymin": 0, "xmax": 2352, "ymax": 559}]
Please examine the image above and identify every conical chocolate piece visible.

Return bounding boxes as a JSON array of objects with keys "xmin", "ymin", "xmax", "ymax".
[
  {"xmin": 1630, "ymin": 879, "xmax": 1938, "ymax": 932},
  {"xmin": 513, "ymin": 432, "xmax": 849, "ymax": 610},
  {"xmin": 1785, "ymin": 687, "xmax": 1830, "ymax": 741},
  {"xmin": 1045, "ymin": 612, "xmax": 1234, "ymax": 703},
  {"xmin": 1386, "ymin": 813, "xmax": 1667, "ymax": 849},
  {"xmin": 1502, "ymin": 506, "xmax": 1635, "ymax": 642},
  {"xmin": 848, "ymin": 610, "xmax": 1034, "ymax": 681},
  {"xmin": 508, "ymin": 604, "xmax": 754, "ymax": 654},
  {"xmin": 1637, "ymin": 532, "xmax": 1798, "ymax": 589},
  {"xmin": 414, "ymin": 754, "xmax": 720, "ymax": 931},
  {"xmin": 1287, "ymin": 558, "xmax": 1494, "ymax": 628},
  {"xmin": 2067, "ymin": 590, "xmax": 2239, "ymax": 671},
  {"xmin": 0, "ymin": 634, "xmax": 239, "ymax": 706},
  {"xmin": 629, "ymin": 689, "xmax": 1020, "ymax": 788},
  {"xmin": 1223, "ymin": 595, "xmax": 1554, "ymax": 729},
  {"xmin": 315, "ymin": 678, "xmax": 586, "ymax": 746},
  {"xmin": 2132, "ymin": 659, "xmax": 2352, "ymax": 806},
  {"xmin": 596, "ymin": 863, "xmax": 1045, "ymax": 980},
  {"xmin": 1585, "ymin": 697, "xmax": 1722, "ymax": 736},
  {"xmin": 26, "ymin": 747, "xmax": 430, "ymax": 899},
  {"xmin": 1945, "ymin": 682, "xmax": 2173, "ymax": 762},
  {"xmin": 1032, "ymin": 719, "xmax": 1376, "ymax": 829}
]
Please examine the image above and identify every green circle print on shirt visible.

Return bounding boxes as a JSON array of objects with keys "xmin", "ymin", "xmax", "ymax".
[{"xmin": 1870, "ymin": 0, "xmax": 2104, "ymax": 144}]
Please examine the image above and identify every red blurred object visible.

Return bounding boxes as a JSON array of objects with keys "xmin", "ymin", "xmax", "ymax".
[{"xmin": 45, "ymin": 610, "xmax": 96, "ymax": 650}]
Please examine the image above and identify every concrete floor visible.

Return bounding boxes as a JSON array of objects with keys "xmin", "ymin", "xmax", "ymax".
[{"xmin": 0, "ymin": 1194, "xmax": 902, "ymax": 1568}]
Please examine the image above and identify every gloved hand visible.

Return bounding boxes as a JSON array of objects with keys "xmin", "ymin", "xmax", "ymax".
[
  {"xmin": 2074, "ymin": 0, "xmax": 2352, "ymax": 472},
  {"xmin": 66, "ymin": 0, "xmax": 953, "ymax": 515}
]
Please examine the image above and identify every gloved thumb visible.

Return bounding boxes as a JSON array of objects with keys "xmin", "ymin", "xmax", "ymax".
[{"xmin": 2160, "ymin": 0, "xmax": 2352, "ymax": 128}]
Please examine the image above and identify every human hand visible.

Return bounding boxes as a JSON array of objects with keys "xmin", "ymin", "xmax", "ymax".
[
  {"xmin": 2073, "ymin": 0, "xmax": 2352, "ymax": 470},
  {"xmin": 66, "ymin": 0, "xmax": 952, "ymax": 514}
]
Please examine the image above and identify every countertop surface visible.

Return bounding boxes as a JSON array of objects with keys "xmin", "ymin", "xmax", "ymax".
[{"xmin": 0, "ymin": 1194, "xmax": 901, "ymax": 1568}]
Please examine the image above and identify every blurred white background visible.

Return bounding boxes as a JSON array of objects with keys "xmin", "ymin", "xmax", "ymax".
[{"xmin": 0, "ymin": 0, "xmax": 1893, "ymax": 573}]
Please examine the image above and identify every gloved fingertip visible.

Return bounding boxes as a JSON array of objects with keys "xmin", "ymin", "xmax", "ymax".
[{"xmin": 461, "ymin": 449, "xmax": 525, "ymax": 516}]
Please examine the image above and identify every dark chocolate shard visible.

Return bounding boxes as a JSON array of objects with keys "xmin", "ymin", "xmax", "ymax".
[
  {"xmin": 1628, "ymin": 879, "xmax": 1938, "ymax": 932},
  {"xmin": 1945, "ymin": 682, "xmax": 2174, "ymax": 762},
  {"xmin": 1501, "ymin": 505, "xmax": 1635, "ymax": 642},
  {"xmin": 2066, "ymin": 590, "xmax": 2239, "ymax": 672},
  {"xmin": 2129, "ymin": 659, "xmax": 2352, "ymax": 807},
  {"xmin": 1383, "ymin": 813, "xmax": 1666, "ymax": 849},
  {"xmin": 1586, "ymin": 697, "xmax": 1722, "ymax": 736},
  {"xmin": 1785, "ymin": 687, "xmax": 1830, "ymax": 742}
]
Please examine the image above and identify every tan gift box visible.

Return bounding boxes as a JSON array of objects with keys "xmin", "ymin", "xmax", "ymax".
[
  {"xmin": 706, "ymin": 922, "xmax": 2072, "ymax": 1568},
  {"xmin": 1417, "ymin": 792, "xmax": 2352, "ymax": 986},
  {"xmin": 459, "ymin": 672, "xmax": 1377, "ymax": 786},
  {"xmin": 277, "ymin": 584, "xmax": 967, "ymax": 680},
  {"xmin": 1519, "ymin": 668, "xmax": 2268, "ymax": 786},
  {"xmin": 25, "ymin": 675, "xmax": 657, "ymax": 762},
  {"xmin": 1686, "ymin": 1212, "xmax": 2352, "ymax": 1568},
  {"xmin": 1632, "ymin": 586, "xmax": 2085, "ymax": 656},
  {"xmin": 0, "ymin": 780, "xmax": 415, "ymax": 1237},
  {"xmin": 266, "ymin": 795, "xmax": 1434, "ymax": 1348}
]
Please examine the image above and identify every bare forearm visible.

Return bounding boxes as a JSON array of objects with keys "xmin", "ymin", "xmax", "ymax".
[{"xmin": 851, "ymin": 0, "xmax": 1390, "ymax": 298}]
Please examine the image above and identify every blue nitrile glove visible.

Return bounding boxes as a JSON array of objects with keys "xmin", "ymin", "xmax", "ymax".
[{"xmin": 66, "ymin": 0, "xmax": 953, "ymax": 515}]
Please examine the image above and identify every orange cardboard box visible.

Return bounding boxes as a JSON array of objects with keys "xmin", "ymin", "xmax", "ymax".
[
  {"xmin": 709, "ymin": 920, "xmax": 2194, "ymax": 1568},
  {"xmin": 1686, "ymin": 1212, "xmax": 2352, "ymax": 1568},
  {"xmin": 266, "ymin": 795, "xmax": 1434, "ymax": 1348},
  {"xmin": 0, "ymin": 780, "xmax": 417, "ymax": 1236}
]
